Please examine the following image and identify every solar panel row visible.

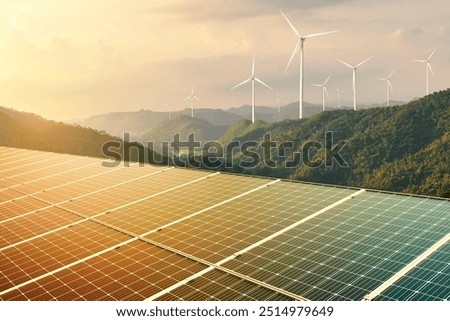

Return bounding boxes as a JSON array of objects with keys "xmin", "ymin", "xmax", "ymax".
[{"xmin": 0, "ymin": 147, "xmax": 449, "ymax": 301}]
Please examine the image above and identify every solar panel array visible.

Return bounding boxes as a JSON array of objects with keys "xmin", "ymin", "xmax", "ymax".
[{"xmin": 0, "ymin": 146, "xmax": 448, "ymax": 301}]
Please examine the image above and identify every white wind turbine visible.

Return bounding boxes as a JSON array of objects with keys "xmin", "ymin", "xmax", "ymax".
[
  {"xmin": 376, "ymin": 69, "xmax": 395, "ymax": 107},
  {"xmin": 337, "ymin": 56, "xmax": 372, "ymax": 111},
  {"xmin": 280, "ymin": 10, "xmax": 337, "ymax": 119},
  {"xmin": 183, "ymin": 85, "xmax": 200, "ymax": 118},
  {"xmin": 413, "ymin": 48, "xmax": 437, "ymax": 95},
  {"xmin": 275, "ymin": 92, "xmax": 284, "ymax": 113},
  {"xmin": 231, "ymin": 53, "xmax": 273, "ymax": 123},
  {"xmin": 336, "ymin": 87, "xmax": 345, "ymax": 108},
  {"xmin": 311, "ymin": 74, "xmax": 332, "ymax": 112}
]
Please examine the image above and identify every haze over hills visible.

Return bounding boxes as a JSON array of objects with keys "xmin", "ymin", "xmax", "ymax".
[
  {"xmin": 73, "ymin": 99, "xmax": 409, "ymax": 138},
  {"xmin": 0, "ymin": 106, "xmax": 150, "ymax": 161},
  {"xmin": 138, "ymin": 115, "xmax": 229, "ymax": 153}
]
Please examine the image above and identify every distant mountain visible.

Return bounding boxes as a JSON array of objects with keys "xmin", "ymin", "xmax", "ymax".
[
  {"xmin": 75, "ymin": 108, "xmax": 243, "ymax": 137},
  {"xmin": 0, "ymin": 106, "xmax": 154, "ymax": 162},
  {"xmin": 138, "ymin": 115, "xmax": 228, "ymax": 153},
  {"xmin": 216, "ymin": 90, "xmax": 450, "ymax": 198}
]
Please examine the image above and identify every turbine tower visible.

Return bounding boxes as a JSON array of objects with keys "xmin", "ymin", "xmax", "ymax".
[
  {"xmin": 311, "ymin": 74, "xmax": 331, "ymax": 112},
  {"xmin": 275, "ymin": 92, "xmax": 284, "ymax": 113},
  {"xmin": 413, "ymin": 48, "xmax": 437, "ymax": 95},
  {"xmin": 280, "ymin": 10, "xmax": 337, "ymax": 119},
  {"xmin": 376, "ymin": 69, "xmax": 395, "ymax": 106},
  {"xmin": 337, "ymin": 56, "xmax": 372, "ymax": 111},
  {"xmin": 183, "ymin": 86, "xmax": 200, "ymax": 118},
  {"xmin": 231, "ymin": 53, "xmax": 273, "ymax": 123},
  {"xmin": 336, "ymin": 87, "xmax": 345, "ymax": 108}
]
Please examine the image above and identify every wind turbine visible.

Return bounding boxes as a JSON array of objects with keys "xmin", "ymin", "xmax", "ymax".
[
  {"xmin": 311, "ymin": 74, "xmax": 331, "ymax": 112},
  {"xmin": 336, "ymin": 87, "xmax": 345, "ymax": 108},
  {"xmin": 376, "ymin": 69, "xmax": 395, "ymax": 106},
  {"xmin": 275, "ymin": 92, "xmax": 284, "ymax": 113},
  {"xmin": 337, "ymin": 56, "xmax": 372, "ymax": 111},
  {"xmin": 280, "ymin": 10, "xmax": 337, "ymax": 119},
  {"xmin": 183, "ymin": 85, "xmax": 200, "ymax": 118},
  {"xmin": 413, "ymin": 48, "xmax": 437, "ymax": 95},
  {"xmin": 231, "ymin": 53, "xmax": 273, "ymax": 123}
]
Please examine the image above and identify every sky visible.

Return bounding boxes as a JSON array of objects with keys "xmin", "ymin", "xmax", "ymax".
[{"xmin": 0, "ymin": 0, "xmax": 449, "ymax": 121}]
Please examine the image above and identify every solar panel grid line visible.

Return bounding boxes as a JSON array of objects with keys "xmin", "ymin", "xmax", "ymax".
[
  {"xmin": 0, "ymin": 155, "xmax": 85, "ymax": 184},
  {"xmin": 83, "ymin": 171, "xmax": 221, "ymax": 214},
  {"xmin": 138, "ymin": 178, "xmax": 281, "ymax": 238},
  {"xmin": 363, "ymin": 233, "xmax": 450, "ymax": 301},
  {"xmin": 225, "ymin": 192, "xmax": 450, "ymax": 300},
  {"xmin": 0, "ymin": 165, "xmax": 169, "ymax": 224},
  {"xmin": 1, "ymin": 171, "xmax": 219, "ymax": 252},
  {"xmin": 0, "ymin": 161, "xmax": 130, "ymax": 208},
  {"xmin": 317, "ymin": 198, "xmax": 450, "ymax": 300},
  {"xmin": 0, "ymin": 150, "xmax": 45, "ymax": 167},
  {"xmin": 231, "ymin": 189, "xmax": 366, "ymax": 258},
  {"xmin": 213, "ymin": 265, "xmax": 308, "ymax": 301},
  {"xmin": 0, "ymin": 172, "xmax": 224, "ymax": 297},
  {"xmin": 9, "ymin": 161, "xmax": 145, "ymax": 199},
  {"xmin": 3, "ymin": 240, "xmax": 209, "ymax": 301},
  {"xmin": 145, "ymin": 184, "xmax": 358, "ymax": 269},
  {"xmin": 156, "ymin": 270, "xmax": 294, "ymax": 301},
  {"xmin": 0, "ymin": 153, "xmax": 66, "ymax": 174},
  {"xmin": 0, "ymin": 232, "xmax": 138, "ymax": 297},
  {"xmin": 371, "ymin": 251, "xmax": 450, "ymax": 301},
  {"xmin": 147, "ymin": 188, "xmax": 364, "ymax": 301},
  {"xmin": 0, "ymin": 157, "xmax": 98, "ymax": 194}
]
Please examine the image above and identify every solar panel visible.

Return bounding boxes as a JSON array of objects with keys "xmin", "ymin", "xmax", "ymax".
[
  {"xmin": 155, "ymin": 269, "xmax": 293, "ymax": 301},
  {"xmin": 373, "ymin": 240, "xmax": 450, "ymax": 301},
  {"xmin": 0, "ymin": 146, "xmax": 448, "ymax": 302},
  {"xmin": 221, "ymin": 192, "xmax": 449, "ymax": 300}
]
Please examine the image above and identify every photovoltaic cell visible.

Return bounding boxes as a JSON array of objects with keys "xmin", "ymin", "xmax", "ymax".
[
  {"xmin": 0, "ymin": 157, "xmax": 97, "ymax": 190},
  {"xmin": 0, "ymin": 240, "xmax": 207, "ymax": 301},
  {"xmin": 222, "ymin": 192, "xmax": 450, "ymax": 300},
  {"xmin": 148, "ymin": 182, "xmax": 356, "ymax": 263},
  {"xmin": 0, "ymin": 196, "xmax": 50, "ymax": 222},
  {"xmin": 95, "ymin": 174, "xmax": 271, "ymax": 235},
  {"xmin": 30, "ymin": 165, "xmax": 162, "ymax": 204},
  {"xmin": 0, "ymin": 207, "xmax": 81, "ymax": 248},
  {"xmin": 59, "ymin": 168, "xmax": 211, "ymax": 216},
  {"xmin": 374, "ymin": 242, "xmax": 450, "ymax": 301},
  {"xmin": 0, "ymin": 221, "xmax": 131, "ymax": 292},
  {"xmin": 156, "ymin": 269, "xmax": 293, "ymax": 301}
]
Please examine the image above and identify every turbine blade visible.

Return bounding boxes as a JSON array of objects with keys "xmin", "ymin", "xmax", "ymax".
[
  {"xmin": 337, "ymin": 58, "xmax": 354, "ymax": 69},
  {"xmin": 356, "ymin": 56, "xmax": 373, "ymax": 68},
  {"xmin": 231, "ymin": 78, "xmax": 251, "ymax": 90},
  {"xmin": 324, "ymin": 74, "xmax": 332, "ymax": 85},
  {"xmin": 428, "ymin": 48, "xmax": 437, "ymax": 60},
  {"xmin": 255, "ymin": 78, "xmax": 273, "ymax": 90},
  {"xmin": 376, "ymin": 78, "xmax": 386, "ymax": 81},
  {"xmin": 413, "ymin": 59, "xmax": 427, "ymax": 62},
  {"xmin": 428, "ymin": 62, "xmax": 434, "ymax": 76},
  {"xmin": 388, "ymin": 80, "xmax": 393, "ymax": 92},
  {"xmin": 388, "ymin": 68, "xmax": 396, "ymax": 79},
  {"xmin": 324, "ymin": 86, "xmax": 329, "ymax": 98},
  {"xmin": 284, "ymin": 40, "xmax": 300, "ymax": 73},
  {"xmin": 183, "ymin": 96, "xmax": 191, "ymax": 101},
  {"xmin": 252, "ymin": 53, "xmax": 255, "ymax": 77},
  {"xmin": 311, "ymin": 84, "xmax": 322, "ymax": 87},
  {"xmin": 304, "ymin": 30, "xmax": 338, "ymax": 38},
  {"xmin": 193, "ymin": 95, "xmax": 200, "ymax": 101},
  {"xmin": 280, "ymin": 10, "xmax": 301, "ymax": 38}
]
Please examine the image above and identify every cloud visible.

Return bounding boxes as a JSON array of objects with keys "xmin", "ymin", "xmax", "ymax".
[{"xmin": 151, "ymin": 0, "xmax": 351, "ymax": 23}]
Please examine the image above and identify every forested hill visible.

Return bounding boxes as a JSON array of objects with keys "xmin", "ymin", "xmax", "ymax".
[
  {"xmin": 0, "ymin": 106, "xmax": 130, "ymax": 159},
  {"xmin": 218, "ymin": 89, "xmax": 450, "ymax": 198}
]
